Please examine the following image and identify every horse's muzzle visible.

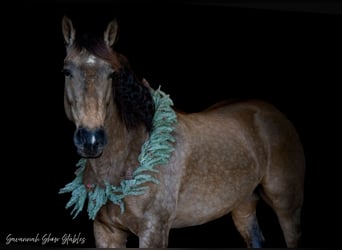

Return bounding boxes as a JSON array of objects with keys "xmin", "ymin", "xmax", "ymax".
[{"xmin": 73, "ymin": 127, "xmax": 107, "ymax": 158}]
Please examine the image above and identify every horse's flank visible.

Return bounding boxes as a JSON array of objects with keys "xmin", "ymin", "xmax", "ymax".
[{"xmin": 61, "ymin": 16, "xmax": 305, "ymax": 248}]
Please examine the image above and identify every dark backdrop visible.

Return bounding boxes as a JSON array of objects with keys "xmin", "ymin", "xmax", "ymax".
[{"xmin": 1, "ymin": 1, "xmax": 341, "ymax": 248}]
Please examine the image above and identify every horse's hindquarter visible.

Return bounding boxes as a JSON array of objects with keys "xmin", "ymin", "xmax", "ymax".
[{"xmin": 171, "ymin": 100, "xmax": 304, "ymax": 228}]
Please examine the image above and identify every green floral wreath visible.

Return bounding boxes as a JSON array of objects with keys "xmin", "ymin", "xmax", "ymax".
[{"xmin": 59, "ymin": 86, "xmax": 177, "ymax": 220}]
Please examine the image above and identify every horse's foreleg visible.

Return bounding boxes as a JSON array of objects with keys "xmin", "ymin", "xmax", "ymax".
[
  {"xmin": 138, "ymin": 219, "xmax": 170, "ymax": 248},
  {"xmin": 231, "ymin": 194, "xmax": 264, "ymax": 248},
  {"xmin": 93, "ymin": 219, "xmax": 129, "ymax": 248}
]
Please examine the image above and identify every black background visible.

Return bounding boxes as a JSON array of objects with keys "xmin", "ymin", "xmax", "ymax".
[{"xmin": 1, "ymin": 1, "xmax": 341, "ymax": 248}]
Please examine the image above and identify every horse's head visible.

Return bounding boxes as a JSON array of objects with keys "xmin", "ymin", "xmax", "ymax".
[{"xmin": 62, "ymin": 16, "xmax": 154, "ymax": 158}]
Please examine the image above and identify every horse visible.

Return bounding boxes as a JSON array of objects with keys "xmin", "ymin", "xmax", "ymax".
[{"xmin": 60, "ymin": 16, "xmax": 305, "ymax": 248}]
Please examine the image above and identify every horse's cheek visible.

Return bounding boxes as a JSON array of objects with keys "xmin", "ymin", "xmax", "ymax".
[{"xmin": 64, "ymin": 91, "xmax": 73, "ymax": 121}]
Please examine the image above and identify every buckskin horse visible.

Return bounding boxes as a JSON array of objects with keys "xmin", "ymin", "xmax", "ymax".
[{"xmin": 60, "ymin": 16, "xmax": 305, "ymax": 248}]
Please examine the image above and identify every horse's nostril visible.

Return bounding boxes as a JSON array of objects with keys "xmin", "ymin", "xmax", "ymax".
[
  {"xmin": 74, "ymin": 127, "xmax": 86, "ymax": 145},
  {"xmin": 93, "ymin": 128, "xmax": 107, "ymax": 147}
]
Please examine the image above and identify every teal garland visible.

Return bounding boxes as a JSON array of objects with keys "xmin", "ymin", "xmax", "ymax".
[{"xmin": 59, "ymin": 86, "xmax": 177, "ymax": 220}]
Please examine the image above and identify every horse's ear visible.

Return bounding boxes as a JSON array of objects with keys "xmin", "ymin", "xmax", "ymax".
[
  {"xmin": 104, "ymin": 19, "xmax": 118, "ymax": 47},
  {"xmin": 62, "ymin": 16, "xmax": 75, "ymax": 46}
]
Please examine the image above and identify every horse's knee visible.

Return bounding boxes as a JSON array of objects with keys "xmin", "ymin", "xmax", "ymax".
[
  {"xmin": 138, "ymin": 229, "xmax": 169, "ymax": 248},
  {"xmin": 138, "ymin": 219, "xmax": 170, "ymax": 248},
  {"xmin": 93, "ymin": 219, "xmax": 128, "ymax": 248}
]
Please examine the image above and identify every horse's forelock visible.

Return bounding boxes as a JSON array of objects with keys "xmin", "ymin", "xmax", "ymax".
[{"xmin": 72, "ymin": 34, "xmax": 109, "ymax": 61}]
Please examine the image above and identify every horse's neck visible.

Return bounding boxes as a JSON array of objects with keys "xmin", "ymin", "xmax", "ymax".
[{"xmin": 83, "ymin": 105, "xmax": 147, "ymax": 186}]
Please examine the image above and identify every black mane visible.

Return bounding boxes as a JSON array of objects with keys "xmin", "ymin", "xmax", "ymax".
[{"xmin": 114, "ymin": 67, "xmax": 155, "ymax": 132}]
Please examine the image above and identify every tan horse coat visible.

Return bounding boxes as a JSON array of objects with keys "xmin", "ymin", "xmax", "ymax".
[{"xmin": 62, "ymin": 16, "xmax": 305, "ymax": 248}]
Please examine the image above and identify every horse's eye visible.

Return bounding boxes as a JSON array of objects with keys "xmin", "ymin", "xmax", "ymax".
[{"xmin": 62, "ymin": 69, "xmax": 72, "ymax": 78}]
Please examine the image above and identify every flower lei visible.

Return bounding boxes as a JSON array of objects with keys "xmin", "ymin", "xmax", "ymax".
[{"xmin": 59, "ymin": 86, "xmax": 177, "ymax": 220}]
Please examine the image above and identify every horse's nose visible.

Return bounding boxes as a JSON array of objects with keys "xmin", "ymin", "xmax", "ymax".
[{"xmin": 73, "ymin": 127, "xmax": 107, "ymax": 157}]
